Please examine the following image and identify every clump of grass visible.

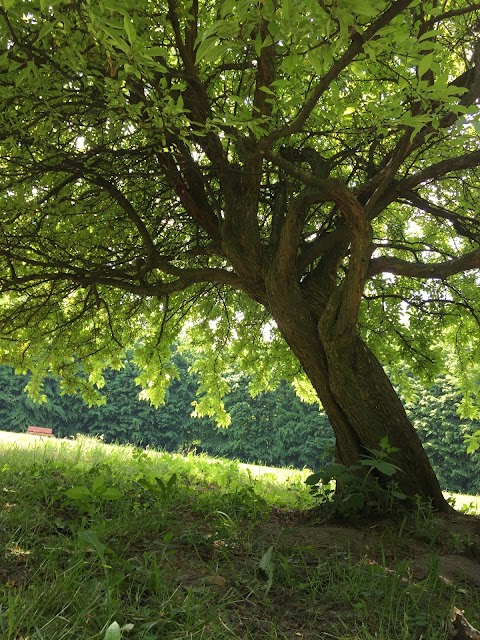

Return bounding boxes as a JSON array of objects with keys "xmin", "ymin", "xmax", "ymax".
[{"xmin": 0, "ymin": 432, "xmax": 478, "ymax": 639}]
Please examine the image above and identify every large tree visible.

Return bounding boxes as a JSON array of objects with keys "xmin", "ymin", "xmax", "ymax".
[{"xmin": 1, "ymin": 0, "xmax": 479, "ymax": 510}]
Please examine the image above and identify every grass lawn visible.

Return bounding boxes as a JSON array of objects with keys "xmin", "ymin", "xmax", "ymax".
[{"xmin": 0, "ymin": 431, "xmax": 479, "ymax": 639}]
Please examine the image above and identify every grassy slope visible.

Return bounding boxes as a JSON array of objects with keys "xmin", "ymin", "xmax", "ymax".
[{"xmin": 0, "ymin": 431, "xmax": 479, "ymax": 640}]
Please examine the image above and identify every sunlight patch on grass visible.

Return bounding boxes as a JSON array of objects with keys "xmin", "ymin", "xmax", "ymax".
[{"xmin": 444, "ymin": 492, "xmax": 480, "ymax": 514}]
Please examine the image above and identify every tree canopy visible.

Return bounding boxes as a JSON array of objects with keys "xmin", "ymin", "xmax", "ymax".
[{"xmin": 0, "ymin": 0, "xmax": 479, "ymax": 507}]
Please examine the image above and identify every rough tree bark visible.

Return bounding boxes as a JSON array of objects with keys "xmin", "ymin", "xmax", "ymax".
[
  {"xmin": 264, "ymin": 281, "xmax": 450, "ymax": 512},
  {"xmin": 222, "ymin": 168, "xmax": 451, "ymax": 513}
]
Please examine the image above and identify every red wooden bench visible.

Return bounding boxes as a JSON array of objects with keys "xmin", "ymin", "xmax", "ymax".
[{"xmin": 27, "ymin": 426, "xmax": 54, "ymax": 437}]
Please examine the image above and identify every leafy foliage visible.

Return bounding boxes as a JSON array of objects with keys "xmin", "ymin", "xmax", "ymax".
[
  {"xmin": 136, "ymin": 473, "xmax": 178, "ymax": 508},
  {"xmin": 65, "ymin": 473, "xmax": 124, "ymax": 515},
  {"xmin": 306, "ymin": 437, "xmax": 407, "ymax": 518},
  {"xmin": 0, "ymin": 357, "xmax": 335, "ymax": 467},
  {"xmin": 1, "ymin": 0, "xmax": 480, "ymax": 505},
  {"xmin": 0, "ymin": 0, "xmax": 477, "ymax": 401},
  {"xmin": 403, "ymin": 377, "xmax": 480, "ymax": 494}
]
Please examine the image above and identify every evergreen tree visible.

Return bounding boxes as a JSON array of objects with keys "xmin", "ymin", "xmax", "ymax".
[
  {"xmin": 405, "ymin": 378, "xmax": 480, "ymax": 495},
  {"xmin": 0, "ymin": 361, "xmax": 478, "ymax": 493}
]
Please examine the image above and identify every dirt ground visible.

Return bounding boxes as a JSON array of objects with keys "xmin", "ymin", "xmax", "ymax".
[{"xmin": 265, "ymin": 508, "xmax": 480, "ymax": 587}]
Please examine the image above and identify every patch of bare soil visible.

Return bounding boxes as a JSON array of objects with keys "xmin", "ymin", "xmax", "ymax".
[
  {"xmin": 232, "ymin": 510, "xmax": 480, "ymax": 639},
  {"xmin": 162, "ymin": 506, "xmax": 480, "ymax": 638},
  {"xmin": 266, "ymin": 509, "xmax": 480, "ymax": 587}
]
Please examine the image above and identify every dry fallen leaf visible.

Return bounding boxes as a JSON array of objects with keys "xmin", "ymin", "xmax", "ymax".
[{"xmin": 206, "ymin": 574, "xmax": 227, "ymax": 587}]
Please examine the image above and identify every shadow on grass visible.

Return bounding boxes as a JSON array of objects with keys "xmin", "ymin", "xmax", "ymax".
[{"xmin": 0, "ymin": 432, "xmax": 478, "ymax": 640}]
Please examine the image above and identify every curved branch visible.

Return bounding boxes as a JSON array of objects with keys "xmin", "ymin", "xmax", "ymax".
[{"xmin": 86, "ymin": 174, "xmax": 157, "ymax": 258}]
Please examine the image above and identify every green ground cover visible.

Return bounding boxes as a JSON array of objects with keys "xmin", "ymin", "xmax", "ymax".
[{"xmin": 0, "ymin": 432, "xmax": 478, "ymax": 639}]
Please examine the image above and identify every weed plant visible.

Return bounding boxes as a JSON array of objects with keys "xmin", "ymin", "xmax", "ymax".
[{"xmin": 0, "ymin": 432, "xmax": 478, "ymax": 639}]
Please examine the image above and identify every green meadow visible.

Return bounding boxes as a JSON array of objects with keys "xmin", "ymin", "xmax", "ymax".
[{"xmin": 0, "ymin": 431, "xmax": 478, "ymax": 640}]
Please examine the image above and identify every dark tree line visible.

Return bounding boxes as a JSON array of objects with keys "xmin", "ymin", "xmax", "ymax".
[{"xmin": 0, "ymin": 358, "xmax": 478, "ymax": 494}]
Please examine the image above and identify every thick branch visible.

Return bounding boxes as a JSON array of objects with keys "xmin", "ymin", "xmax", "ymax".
[
  {"xmin": 396, "ymin": 150, "xmax": 480, "ymax": 192},
  {"xmin": 156, "ymin": 151, "xmax": 222, "ymax": 243},
  {"xmin": 253, "ymin": 18, "xmax": 276, "ymax": 120},
  {"xmin": 401, "ymin": 191, "xmax": 480, "ymax": 242},
  {"xmin": 274, "ymin": 187, "xmax": 322, "ymax": 276},
  {"xmin": 305, "ymin": 186, "xmax": 373, "ymax": 343},
  {"xmin": 167, "ymin": 0, "xmax": 195, "ymax": 73},
  {"xmin": 0, "ymin": 258, "xmax": 243, "ymax": 298},
  {"xmin": 363, "ymin": 137, "xmax": 411, "ymax": 217},
  {"xmin": 298, "ymin": 225, "xmax": 348, "ymax": 272},
  {"xmin": 265, "ymin": 149, "xmax": 372, "ymax": 297},
  {"xmin": 368, "ymin": 250, "xmax": 480, "ymax": 279}
]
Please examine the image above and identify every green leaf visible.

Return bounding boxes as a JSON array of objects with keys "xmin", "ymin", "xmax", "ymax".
[
  {"xmin": 379, "ymin": 436, "xmax": 399, "ymax": 454},
  {"xmin": 360, "ymin": 458, "xmax": 399, "ymax": 476},
  {"xmin": 123, "ymin": 13, "xmax": 136, "ymax": 45},
  {"xmin": 146, "ymin": 46, "xmax": 168, "ymax": 58},
  {"xmin": 471, "ymin": 119, "xmax": 480, "ymax": 135},
  {"xmin": 166, "ymin": 473, "xmax": 177, "ymax": 490},
  {"xmin": 419, "ymin": 30, "xmax": 440, "ymax": 42},
  {"xmin": 258, "ymin": 85, "xmax": 275, "ymax": 95},
  {"xmin": 97, "ymin": 25, "xmax": 131, "ymax": 54},
  {"xmin": 353, "ymin": 0, "xmax": 379, "ymax": 16},
  {"xmin": 77, "ymin": 530, "xmax": 106, "ymax": 560},
  {"xmin": 253, "ymin": 32, "xmax": 261, "ymax": 58},
  {"xmin": 104, "ymin": 621, "xmax": 122, "ymax": 640},
  {"xmin": 65, "ymin": 486, "xmax": 91, "ymax": 500},
  {"xmin": 38, "ymin": 21, "xmax": 55, "ymax": 41},
  {"xmin": 101, "ymin": 487, "xmax": 123, "ymax": 500},
  {"xmin": 418, "ymin": 52, "xmax": 434, "ymax": 79},
  {"xmin": 465, "ymin": 430, "xmax": 480, "ymax": 455},
  {"xmin": 195, "ymin": 38, "xmax": 219, "ymax": 64},
  {"xmin": 305, "ymin": 471, "xmax": 322, "ymax": 486},
  {"xmin": 258, "ymin": 545, "xmax": 274, "ymax": 592},
  {"xmin": 282, "ymin": 0, "xmax": 293, "ymax": 20},
  {"xmin": 306, "ymin": 464, "xmax": 347, "ymax": 486},
  {"xmin": 136, "ymin": 477, "xmax": 155, "ymax": 493},
  {"xmin": 92, "ymin": 474, "xmax": 106, "ymax": 494}
]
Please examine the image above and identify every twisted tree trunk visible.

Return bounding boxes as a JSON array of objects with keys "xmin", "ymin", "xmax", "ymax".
[{"xmin": 264, "ymin": 277, "xmax": 450, "ymax": 512}]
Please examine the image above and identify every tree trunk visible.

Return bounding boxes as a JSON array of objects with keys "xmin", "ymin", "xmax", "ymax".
[
  {"xmin": 320, "ymin": 333, "xmax": 449, "ymax": 510},
  {"xmin": 265, "ymin": 281, "xmax": 451, "ymax": 513}
]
